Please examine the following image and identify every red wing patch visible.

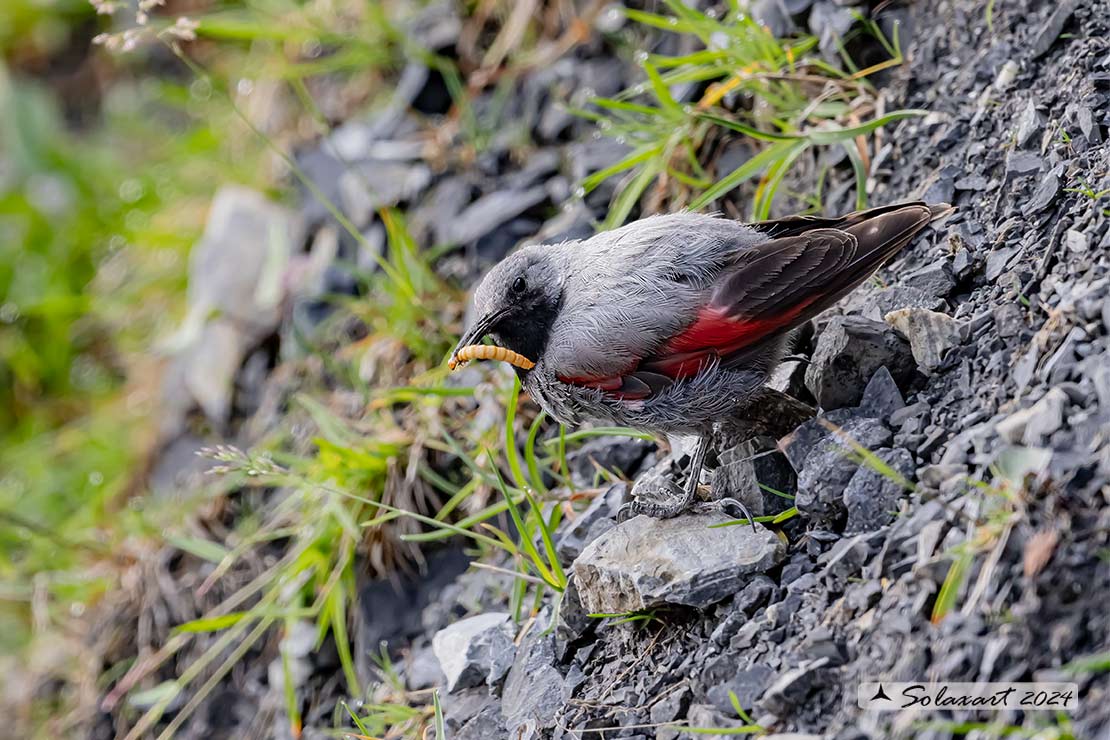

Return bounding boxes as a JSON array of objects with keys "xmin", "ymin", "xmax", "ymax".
[
  {"xmin": 661, "ymin": 298, "xmax": 819, "ymax": 359},
  {"xmin": 557, "ymin": 296, "xmax": 819, "ymax": 398}
]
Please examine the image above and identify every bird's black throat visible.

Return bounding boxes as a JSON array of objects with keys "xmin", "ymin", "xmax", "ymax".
[{"xmin": 490, "ymin": 297, "xmax": 560, "ymax": 376}]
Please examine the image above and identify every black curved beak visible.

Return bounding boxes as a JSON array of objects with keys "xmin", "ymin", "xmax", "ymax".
[{"xmin": 450, "ymin": 306, "xmax": 511, "ymax": 364}]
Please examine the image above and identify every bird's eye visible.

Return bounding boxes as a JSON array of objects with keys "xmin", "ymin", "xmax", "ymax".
[{"xmin": 511, "ymin": 277, "xmax": 527, "ymax": 294}]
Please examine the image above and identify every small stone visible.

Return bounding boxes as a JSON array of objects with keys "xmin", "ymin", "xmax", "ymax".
[
  {"xmin": 857, "ymin": 285, "xmax": 947, "ymax": 321},
  {"xmin": 445, "ymin": 186, "xmax": 548, "ymax": 247},
  {"xmin": 709, "ymin": 665, "xmax": 775, "ymax": 716},
  {"xmin": 182, "ymin": 321, "xmax": 246, "ymax": 426},
  {"xmin": 805, "ymin": 316, "xmax": 917, "ymax": 410},
  {"xmin": 651, "ymin": 686, "xmax": 691, "ymax": 727},
  {"xmin": 891, "ymin": 401, "xmax": 929, "ymax": 428},
  {"xmin": 1005, "ymin": 151, "xmax": 1044, "ymax": 178},
  {"xmin": 1015, "ymin": 99, "xmax": 1045, "ymax": 148},
  {"xmin": 731, "ymin": 575, "xmax": 776, "ymax": 615},
  {"xmin": 902, "ymin": 261, "xmax": 955, "ymax": 298},
  {"xmin": 1075, "ymin": 105, "xmax": 1102, "ymax": 145},
  {"xmin": 1028, "ymin": 173, "xmax": 1060, "ymax": 212},
  {"xmin": 1064, "ymin": 229, "xmax": 1089, "ymax": 254},
  {"xmin": 405, "ymin": 644, "xmax": 446, "ymax": 690},
  {"xmin": 843, "ymin": 448, "xmax": 914, "ymax": 533},
  {"xmin": 572, "ymin": 514, "xmax": 786, "ymax": 613},
  {"xmin": 1022, "ymin": 387, "xmax": 1069, "ymax": 444},
  {"xmin": 884, "ymin": 308, "xmax": 964, "ymax": 374},
  {"xmin": 758, "ymin": 658, "xmax": 832, "ymax": 715},
  {"xmin": 338, "ymin": 162, "xmax": 432, "ymax": 227},
  {"xmin": 856, "ymin": 366, "xmax": 906, "ymax": 420},
  {"xmin": 984, "ymin": 246, "xmax": 1019, "ymax": 282},
  {"xmin": 1094, "ymin": 365, "xmax": 1110, "ymax": 411},
  {"xmin": 432, "ymin": 612, "xmax": 516, "ymax": 692},
  {"xmin": 954, "ymin": 174, "xmax": 990, "ymax": 191},
  {"xmin": 993, "ymin": 60, "xmax": 1019, "ymax": 89},
  {"xmin": 711, "ymin": 455, "xmax": 764, "ymax": 518},
  {"xmin": 994, "ymin": 303, "xmax": 1025, "ymax": 338}
]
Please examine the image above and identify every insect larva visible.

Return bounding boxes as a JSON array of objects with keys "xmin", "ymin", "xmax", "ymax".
[{"xmin": 448, "ymin": 344, "xmax": 536, "ymax": 371}]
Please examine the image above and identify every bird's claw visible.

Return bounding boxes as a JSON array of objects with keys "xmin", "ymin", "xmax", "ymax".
[{"xmin": 690, "ymin": 497, "xmax": 759, "ymax": 532}]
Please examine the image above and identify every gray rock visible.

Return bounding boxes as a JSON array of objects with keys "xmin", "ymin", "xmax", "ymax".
[
  {"xmin": 572, "ymin": 514, "xmax": 786, "ymax": 613},
  {"xmin": 805, "ymin": 316, "xmax": 917, "ymax": 410},
  {"xmin": 442, "ymin": 688, "xmax": 503, "ymax": 739},
  {"xmin": 1093, "ymin": 365, "xmax": 1110, "ymax": 411},
  {"xmin": 405, "ymin": 644, "xmax": 446, "ymax": 690},
  {"xmin": 1006, "ymin": 151, "xmax": 1044, "ymax": 178},
  {"xmin": 997, "ymin": 405, "xmax": 1035, "ymax": 443},
  {"xmin": 856, "ymin": 366, "xmax": 906, "ymax": 420},
  {"xmin": 502, "ymin": 628, "xmax": 564, "ymax": 734},
  {"xmin": 180, "ymin": 321, "xmax": 246, "ymax": 426},
  {"xmin": 954, "ymin": 174, "xmax": 990, "ymax": 191},
  {"xmin": 184, "ymin": 186, "xmax": 300, "ymax": 331},
  {"xmin": 1065, "ymin": 229, "xmax": 1089, "ymax": 254},
  {"xmin": 795, "ymin": 418, "xmax": 893, "ymax": 522},
  {"xmin": 843, "ymin": 448, "xmax": 914, "ymax": 533},
  {"xmin": 445, "ymin": 186, "xmax": 547, "ymax": 247},
  {"xmin": 1022, "ymin": 387, "xmax": 1069, "ymax": 444},
  {"xmin": 710, "ymin": 453, "xmax": 765, "ymax": 518},
  {"xmin": 685, "ymin": 703, "xmax": 738, "ymax": 739},
  {"xmin": 902, "ymin": 261, "xmax": 955, "ymax": 298},
  {"xmin": 856, "ymin": 285, "xmax": 947, "ymax": 321},
  {"xmin": 555, "ymin": 482, "xmax": 626, "ymax": 562},
  {"xmin": 650, "ymin": 686, "xmax": 690, "ymax": 725},
  {"xmin": 568, "ymin": 438, "xmax": 653, "ymax": 489},
  {"xmin": 984, "ymin": 245, "xmax": 1020, "ymax": 282},
  {"xmin": 338, "ymin": 161, "xmax": 432, "ymax": 227},
  {"xmin": 432, "ymin": 612, "xmax": 516, "ymax": 692},
  {"xmin": 884, "ymin": 308, "xmax": 964, "ymax": 373},
  {"xmin": 1028, "ymin": 172, "xmax": 1060, "ymax": 212},
  {"xmin": 758, "ymin": 658, "xmax": 832, "ymax": 715},
  {"xmin": 709, "ymin": 664, "xmax": 774, "ymax": 716},
  {"xmin": 1032, "ymin": 0, "xmax": 1078, "ymax": 58},
  {"xmin": 1015, "ymin": 99, "xmax": 1046, "ymax": 148},
  {"xmin": 809, "ymin": 1, "xmax": 855, "ymax": 58},
  {"xmin": 168, "ymin": 186, "xmax": 301, "ymax": 428}
]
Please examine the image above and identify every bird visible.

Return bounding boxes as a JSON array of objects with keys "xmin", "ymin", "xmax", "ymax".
[{"xmin": 449, "ymin": 201, "xmax": 949, "ymax": 523}]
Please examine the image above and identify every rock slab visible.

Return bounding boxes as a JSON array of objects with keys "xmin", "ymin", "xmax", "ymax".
[
  {"xmin": 432, "ymin": 612, "xmax": 516, "ymax": 692},
  {"xmin": 572, "ymin": 514, "xmax": 786, "ymax": 613}
]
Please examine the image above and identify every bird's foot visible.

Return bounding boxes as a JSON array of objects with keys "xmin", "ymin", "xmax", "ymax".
[{"xmin": 617, "ymin": 471, "xmax": 688, "ymax": 522}]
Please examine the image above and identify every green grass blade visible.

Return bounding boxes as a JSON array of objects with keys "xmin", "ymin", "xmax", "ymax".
[
  {"xmin": 504, "ymin": 375, "xmax": 529, "ymax": 490},
  {"xmin": 582, "ymin": 143, "xmax": 664, "ymax": 193},
  {"xmin": 524, "ymin": 411, "xmax": 549, "ymax": 494},
  {"xmin": 932, "ymin": 548, "xmax": 973, "ymax": 624},
  {"xmin": 689, "ymin": 140, "xmax": 798, "ymax": 211},
  {"xmin": 697, "ymin": 113, "xmax": 801, "ymax": 143},
  {"xmin": 803, "ymin": 109, "xmax": 926, "ymax": 145}
]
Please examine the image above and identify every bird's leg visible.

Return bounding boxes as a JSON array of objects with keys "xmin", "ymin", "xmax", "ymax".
[
  {"xmin": 691, "ymin": 426, "xmax": 760, "ymax": 531},
  {"xmin": 618, "ymin": 435, "xmax": 709, "ymax": 521}
]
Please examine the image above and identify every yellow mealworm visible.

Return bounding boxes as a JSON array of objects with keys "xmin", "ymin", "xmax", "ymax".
[{"xmin": 448, "ymin": 344, "xmax": 535, "ymax": 371}]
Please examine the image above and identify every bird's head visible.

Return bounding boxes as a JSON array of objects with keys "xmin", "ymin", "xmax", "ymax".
[{"xmin": 449, "ymin": 245, "xmax": 564, "ymax": 373}]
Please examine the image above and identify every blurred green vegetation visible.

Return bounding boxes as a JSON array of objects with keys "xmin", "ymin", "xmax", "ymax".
[{"xmin": 0, "ymin": 2, "xmax": 270, "ymax": 654}]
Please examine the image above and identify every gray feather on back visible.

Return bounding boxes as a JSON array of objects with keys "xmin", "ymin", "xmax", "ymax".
[{"xmin": 540, "ymin": 213, "xmax": 767, "ymax": 379}]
